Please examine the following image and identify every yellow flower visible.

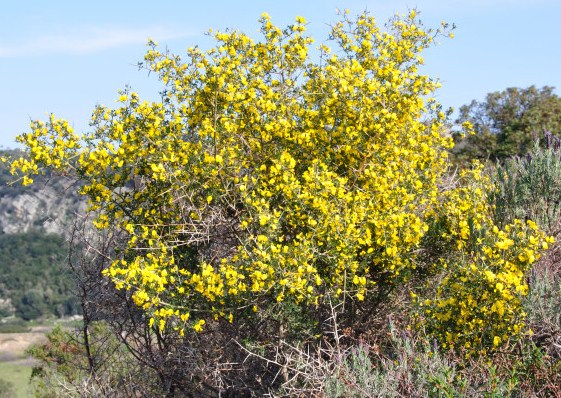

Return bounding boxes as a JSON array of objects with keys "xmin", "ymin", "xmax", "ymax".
[{"xmin": 193, "ymin": 319, "xmax": 205, "ymax": 332}]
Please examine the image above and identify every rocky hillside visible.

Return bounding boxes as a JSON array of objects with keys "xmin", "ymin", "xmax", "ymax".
[
  {"xmin": 0, "ymin": 149, "xmax": 86, "ymax": 236},
  {"xmin": 0, "ymin": 150, "xmax": 85, "ymax": 320}
]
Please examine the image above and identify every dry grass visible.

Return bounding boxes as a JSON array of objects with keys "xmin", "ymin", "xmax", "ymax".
[{"xmin": 0, "ymin": 332, "xmax": 47, "ymax": 361}]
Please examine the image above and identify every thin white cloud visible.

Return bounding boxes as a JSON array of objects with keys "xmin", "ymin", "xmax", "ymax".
[
  {"xmin": 417, "ymin": 0, "xmax": 548, "ymax": 10},
  {"xmin": 356, "ymin": 0, "xmax": 551, "ymax": 15},
  {"xmin": 0, "ymin": 25, "xmax": 194, "ymax": 58}
]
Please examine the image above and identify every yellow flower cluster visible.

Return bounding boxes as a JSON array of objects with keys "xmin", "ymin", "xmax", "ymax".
[
  {"xmin": 6, "ymin": 11, "xmax": 462, "ymax": 335},
  {"xmin": 418, "ymin": 165, "xmax": 551, "ymax": 356},
  {"xmin": 10, "ymin": 115, "xmax": 81, "ymax": 185}
]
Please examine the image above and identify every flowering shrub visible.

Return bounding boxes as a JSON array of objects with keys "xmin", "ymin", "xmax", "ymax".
[
  {"xmin": 4, "ymin": 10, "xmax": 547, "ymax": 358},
  {"xmin": 419, "ymin": 164, "xmax": 551, "ymax": 356}
]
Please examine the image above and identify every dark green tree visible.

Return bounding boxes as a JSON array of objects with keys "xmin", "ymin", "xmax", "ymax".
[{"xmin": 452, "ymin": 86, "xmax": 561, "ymax": 162}]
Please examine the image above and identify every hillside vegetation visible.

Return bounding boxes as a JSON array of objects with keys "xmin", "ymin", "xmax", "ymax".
[
  {"xmin": 0, "ymin": 232, "xmax": 80, "ymax": 320},
  {"xmin": 0, "ymin": 150, "xmax": 82, "ymax": 321}
]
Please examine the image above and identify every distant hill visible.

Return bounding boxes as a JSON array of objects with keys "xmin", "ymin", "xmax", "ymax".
[
  {"xmin": 0, "ymin": 232, "xmax": 81, "ymax": 320},
  {"xmin": 0, "ymin": 150, "xmax": 85, "ymax": 321}
]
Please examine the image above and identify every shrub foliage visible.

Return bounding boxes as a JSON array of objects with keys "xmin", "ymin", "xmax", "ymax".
[
  {"xmin": 4, "ymin": 10, "xmax": 554, "ymax": 395},
  {"xmin": 8, "ymin": 10, "xmax": 454, "ymax": 329}
]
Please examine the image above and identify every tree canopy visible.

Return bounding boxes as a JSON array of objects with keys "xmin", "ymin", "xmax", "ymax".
[{"xmin": 453, "ymin": 85, "xmax": 561, "ymax": 162}]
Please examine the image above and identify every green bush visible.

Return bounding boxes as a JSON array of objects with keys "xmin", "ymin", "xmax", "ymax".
[
  {"xmin": 28, "ymin": 322, "xmax": 160, "ymax": 397},
  {"xmin": 489, "ymin": 132, "xmax": 561, "ymax": 233}
]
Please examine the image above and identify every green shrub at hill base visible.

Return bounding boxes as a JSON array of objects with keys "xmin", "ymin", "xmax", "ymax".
[
  {"xmin": 28, "ymin": 322, "xmax": 158, "ymax": 398},
  {"xmin": 2, "ymin": 8, "xmax": 551, "ymax": 376}
]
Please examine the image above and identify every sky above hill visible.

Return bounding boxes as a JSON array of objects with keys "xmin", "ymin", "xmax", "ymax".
[{"xmin": 0, "ymin": 0, "xmax": 559, "ymax": 148}]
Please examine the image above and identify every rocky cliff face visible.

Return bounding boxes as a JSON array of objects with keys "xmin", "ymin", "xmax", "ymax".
[
  {"xmin": 0, "ymin": 182, "xmax": 85, "ymax": 235},
  {"xmin": 0, "ymin": 151, "xmax": 86, "ymax": 235}
]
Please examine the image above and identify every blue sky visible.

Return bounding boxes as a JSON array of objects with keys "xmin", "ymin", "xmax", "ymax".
[{"xmin": 1, "ymin": 0, "xmax": 559, "ymax": 148}]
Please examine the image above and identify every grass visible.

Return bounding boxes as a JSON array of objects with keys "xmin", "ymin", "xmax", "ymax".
[
  {"xmin": 0, "ymin": 321, "xmax": 31, "ymax": 334},
  {"xmin": 0, "ymin": 361, "xmax": 33, "ymax": 398},
  {"xmin": 0, "ymin": 319, "xmax": 60, "ymax": 398}
]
